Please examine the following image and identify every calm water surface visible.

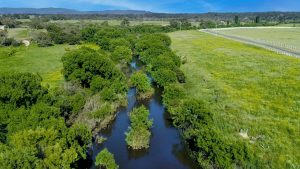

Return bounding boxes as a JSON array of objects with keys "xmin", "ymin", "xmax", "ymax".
[{"xmin": 87, "ymin": 60, "xmax": 198, "ymax": 169}]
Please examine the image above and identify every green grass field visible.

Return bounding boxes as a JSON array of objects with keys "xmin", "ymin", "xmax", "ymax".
[
  {"xmin": 7, "ymin": 28, "xmax": 46, "ymax": 40},
  {"xmin": 169, "ymin": 30, "xmax": 300, "ymax": 168},
  {"xmin": 211, "ymin": 27, "xmax": 300, "ymax": 53},
  {"xmin": 0, "ymin": 44, "xmax": 74, "ymax": 87}
]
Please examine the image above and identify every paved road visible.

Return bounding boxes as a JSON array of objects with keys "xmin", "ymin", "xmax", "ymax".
[{"xmin": 200, "ymin": 29, "xmax": 300, "ymax": 58}]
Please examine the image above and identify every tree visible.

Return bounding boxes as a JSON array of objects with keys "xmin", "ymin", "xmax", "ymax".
[
  {"xmin": 62, "ymin": 47, "xmax": 126, "ymax": 90},
  {"xmin": 130, "ymin": 72, "xmax": 152, "ymax": 93},
  {"xmin": 120, "ymin": 18, "xmax": 130, "ymax": 27},
  {"xmin": 95, "ymin": 148, "xmax": 119, "ymax": 169},
  {"xmin": 255, "ymin": 16, "xmax": 260, "ymax": 24},
  {"xmin": 152, "ymin": 69, "xmax": 177, "ymax": 87},
  {"xmin": 162, "ymin": 83, "xmax": 185, "ymax": 108},
  {"xmin": 35, "ymin": 32, "xmax": 53, "ymax": 47},
  {"xmin": 111, "ymin": 46, "xmax": 132, "ymax": 65},
  {"xmin": 0, "ymin": 73, "xmax": 47, "ymax": 108},
  {"xmin": 234, "ymin": 16, "xmax": 240, "ymax": 25}
]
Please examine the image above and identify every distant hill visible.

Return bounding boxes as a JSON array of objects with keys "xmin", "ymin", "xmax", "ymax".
[{"xmin": 0, "ymin": 8, "xmax": 152, "ymax": 15}]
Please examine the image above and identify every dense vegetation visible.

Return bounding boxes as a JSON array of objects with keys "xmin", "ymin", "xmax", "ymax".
[
  {"xmin": 95, "ymin": 148, "xmax": 119, "ymax": 169},
  {"xmin": 129, "ymin": 72, "xmax": 153, "ymax": 100},
  {"xmin": 125, "ymin": 106, "xmax": 153, "ymax": 149},
  {"xmin": 1, "ymin": 12, "xmax": 299, "ymax": 168},
  {"xmin": 0, "ymin": 73, "xmax": 92, "ymax": 168}
]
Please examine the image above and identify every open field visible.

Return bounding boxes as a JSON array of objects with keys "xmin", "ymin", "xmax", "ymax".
[
  {"xmin": 169, "ymin": 30, "xmax": 300, "ymax": 168},
  {"xmin": 203, "ymin": 27, "xmax": 300, "ymax": 57},
  {"xmin": 7, "ymin": 28, "xmax": 46, "ymax": 40},
  {"xmin": 0, "ymin": 44, "xmax": 74, "ymax": 87}
]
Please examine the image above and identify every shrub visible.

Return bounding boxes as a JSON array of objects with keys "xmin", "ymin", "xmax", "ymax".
[
  {"xmin": 162, "ymin": 84, "xmax": 185, "ymax": 108},
  {"xmin": 95, "ymin": 148, "xmax": 119, "ymax": 169},
  {"xmin": 152, "ymin": 69, "xmax": 177, "ymax": 87},
  {"xmin": 36, "ymin": 32, "xmax": 53, "ymax": 47},
  {"xmin": 125, "ymin": 106, "xmax": 153, "ymax": 149},
  {"xmin": 130, "ymin": 72, "xmax": 152, "ymax": 94},
  {"xmin": 100, "ymin": 88, "xmax": 117, "ymax": 102},
  {"xmin": 0, "ymin": 73, "xmax": 47, "ymax": 108},
  {"xmin": 111, "ymin": 46, "xmax": 132, "ymax": 64}
]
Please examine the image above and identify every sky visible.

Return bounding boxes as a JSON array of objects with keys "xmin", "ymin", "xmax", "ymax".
[{"xmin": 0, "ymin": 0, "xmax": 299, "ymax": 13}]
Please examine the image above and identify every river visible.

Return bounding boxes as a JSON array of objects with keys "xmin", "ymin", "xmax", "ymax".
[{"xmin": 86, "ymin": 60, "xmax": 198, "ymax": 169}]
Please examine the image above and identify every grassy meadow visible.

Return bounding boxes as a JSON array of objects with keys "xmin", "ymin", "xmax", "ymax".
[
  {"xmin": 7, "ymin": 28, "xmax": 46, "ymax": 40},
  {"xmin": 211, "ymin": 28, "xmax": 300, "ymax": 53},
  {"xmin": 169, "ymin": 30, "xmax": 300, "ymax": 168},
  {"xmin": 0, "ymin": 44, "xmax": 74, "ymax": 87}
]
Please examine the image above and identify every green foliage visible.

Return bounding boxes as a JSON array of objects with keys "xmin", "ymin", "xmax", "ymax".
[
  {"xmin": 152, "ymin": 68, "xmax": 177, "ymax": 87},
  {"xmin": 93, "ymin": 27, "xmax": 128, "ymax": 50},
  {"xmin": 111, "ymin": 46, "xmax": 132, "ymax": 64},
  {"xmin": 90, "ymin": 103, "xmax": 114, "ymax": 119},
  {"xmin": 0, "ymin": 125, "xmax": 91, "ymax": 169},
  {"xmin": 46, "ymin": 24, "xmax": 81, "ymax": 45},
  {"xmin": 130, "ymin": 72, "xmax": 152, "ymax": 94},
  {"xmin": 62, "ymin": 47, "xmax": 126, "ymax": 91},
  {"xmin": 95, "ymin": 148, "xmax": 119, "ymax": 169},
  {"xmin": 0, "ymin": 72, "xmax": 92, "ymax": 168},
  {"xmin": 125, "ymin": 106, "xmax": 153, "ymax": 149},
  {"xmin": 170, "ymin": 19, "xmax": 192, "ymax": 30},
  {"xmin": 162, "ymin": 83, "xmax": 185, "ymax": 108},
  {"xmin": 109, "ymin": 38, "xmax": 131, "ymax": 51},
  {"xmin": 90, "ymin": 76, "xmax": 110, "ymax": 93},
  {"xmin": 100, "ymin": 87, "xmax": 117, "ymax": 102},
  {"xmin": 0, "ymin": 73, "xmax": 47, "ymax": 108},
  {"xmin": 120, "ymin": 18, "xmax": 130, "ymax": 27},
  {"xmin": 35, "ymin": 32, "xmax": 53, "ymax": 47}
]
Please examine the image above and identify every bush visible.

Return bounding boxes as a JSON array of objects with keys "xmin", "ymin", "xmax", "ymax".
[
  {"xmin": 130, "ymin": 72, "xmax": 152, "ymax": 94},
  {"xmin": 62, "ymin": 47, "xmax": 125, "ymax": 89},
  {"xmin": 100, "ymin": 87, "xmax": 117, "ymax": 102},
  {"xmin": 36, "ymin": 32, "xmax": 53, "ymax": 47},
  {"xmin": 152, "ymin": 69, "xmax": 177, "ymax": 87},
  {"xmin": 162, "ymin": 84, "xmax": 185, "ymax": 108},
  {"xmin": 125, "ymin": 106, "xmax": 153, "ymax": 149},
  {"xmin": 111, "ymin": 46, "xmax": 132, "ymax": 64},
  {"xmin": 0, "ymin": 73, "xmax": 47, "ymax": 108},
  {"xmin": 95, "ymin": 148, "xmax": 119, "ymax": 169}
]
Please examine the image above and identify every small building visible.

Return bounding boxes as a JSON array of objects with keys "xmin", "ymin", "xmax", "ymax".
[
  {"xmin": 0, "ymin": 25, "xmax": 6, "ymax": 31},
  {"xmin": 22, "ymin": 40, "xmax": 30, "ymax": 47}
]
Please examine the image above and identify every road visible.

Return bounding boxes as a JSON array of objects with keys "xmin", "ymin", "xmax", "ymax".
[{"xmin": 200, "ymin": 28, "xmax": 300, "ymax": 58}]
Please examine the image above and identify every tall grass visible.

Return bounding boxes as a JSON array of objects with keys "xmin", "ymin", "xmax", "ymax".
[{"xmin": 169, "ymin": 30, "xmax": 300, "ymax": 168}]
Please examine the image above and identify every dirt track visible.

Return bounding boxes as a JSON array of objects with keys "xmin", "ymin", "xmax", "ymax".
[{"xmin": 201, "ymin": 29, "xmax": 300, "ymax": 58}]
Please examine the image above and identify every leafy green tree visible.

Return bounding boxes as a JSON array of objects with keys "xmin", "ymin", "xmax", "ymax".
[
  {"xmin": 130, "ymin": 72, "xmax": 152, "ymax": 93},
  {"xmin": 152, "ymin": 69, "xmax": 177, "ymax": 87},
  {"xmin": 0, "ymin": 73, "xmax": 47, "ymax": 108},
  {"xmin": 95, "ymin": 148, "xmax": 119, "ymax": 169},
  {"xmin": 109, "ymin": 38, "xmax": 131, "ymax": 51},
  {"xmin": 111, "ymin": 46, "xmax": 133, "ymax": 64},
  {"xmin": 255, "ymin": 16, "xmax": 260, "ymax": 24},
  {"xmin": 35, "ymin": 32, "xmax": 53, "ymax": 47},
  {"xmin": 120, "ymin": 18, "xmax": 130, "ymax": 27},
  {"xmin": 234, "ymin": 15, "xmax": 240, "ymax": 25},
  {"xmin": 163, "ymin": 84, "xmax": 185, "ymax": 108},
  {"xmin": 62, "ymin": 47, "xmax": 126, "ymax": 90}
]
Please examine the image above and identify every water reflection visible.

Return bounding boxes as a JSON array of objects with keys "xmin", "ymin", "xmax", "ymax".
[{"xmin": 86, "ymin": 60, "xmax": 198, "ymax": 169}]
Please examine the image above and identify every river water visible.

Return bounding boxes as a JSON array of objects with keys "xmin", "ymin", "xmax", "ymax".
[{"xmin": 87, "ymin": 60, "xmax": 198, "ymax": 169}]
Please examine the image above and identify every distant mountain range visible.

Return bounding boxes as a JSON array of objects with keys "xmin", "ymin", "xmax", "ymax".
[{"xmin": 0, "ymin": 8, "xmax": 152, "ymax": 15}]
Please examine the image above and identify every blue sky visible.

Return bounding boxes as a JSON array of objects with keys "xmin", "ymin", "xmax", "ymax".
[{"xmin": 0, "ymin": 0, "xmax": 299, "ymax": 13}]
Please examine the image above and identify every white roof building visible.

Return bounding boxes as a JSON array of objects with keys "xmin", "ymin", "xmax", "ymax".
[{"xmin": 0, "ymin": 25, "xmax": 5, "ymax": 31}]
